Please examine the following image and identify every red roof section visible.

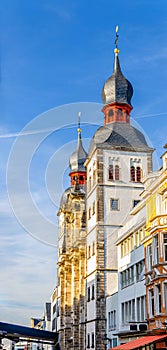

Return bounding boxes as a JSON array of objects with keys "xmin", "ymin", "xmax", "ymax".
[{"xmin": 112, "ymin": 334, "xmax": 167, "ymax": 349}]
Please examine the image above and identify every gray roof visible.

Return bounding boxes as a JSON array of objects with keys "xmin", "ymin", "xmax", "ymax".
[
  {"xmin": 59, "ymin": 186, "xmax": 85, "ymax": 208},
  {"xmin": 101, "ymin": 53, "xmax": 133, "ymax": 106},
  {"xmin": 69, "ymin": 132, "xmax": 88, "ymax": 172},
  {"xmin": 89, "ymin": 122, "xmax": 154, "ymax": 155}
]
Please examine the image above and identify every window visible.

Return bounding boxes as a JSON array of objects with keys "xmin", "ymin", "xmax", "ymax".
[
  {"xmin": 155, "ymin": 284, "xmax": 161, "ymax": 314},
  {"xmin": 88, "ymin": 208, "xmax": 91, "ymax": 220},
  {"xmin": 87, "ymin": 333, "xmax": 90, "ymax": 348},
  {"xmin": 163, "ymin": 234, "xmax": 167, "ymax": 262},
  {"xmin": 130, "ymin": 162, "xmax": 142, "ymax": 182},
  {"xmin": 93, "ymin": 170, "xmax": 96, "ymax": 185},
  {"xmin": 137, "ymin": 296, "xmax": 146, "ymax": 322},
  {"xmin": 149, "ymin": 289, "xmax": 154, "ymax": 317},
  {"xmin": 112, "ymin": 338, "xmax": 117, "ymax": 347},
  {"xmin": 91, "ymin": 333, "xmax": 94, "ymax": 348},
  {"xmin": 92, "ymin": 285, "xmax": 95, "ymax": 300},
  {"xmin": 115, "ymin": 165, "xmax": 120, "ymax": 180},
  {"xmin": 108, "ymin": 310, "xmax": 116, "ymax": 329},
  {"xmin": 136, "ymin": 166, "xmax": 141, "ymax": 182},
  {"xmin": 87, "ymin": 287, "xmax": 90, "ymax": 302},
  {"xmin": 92, "ymin": 242, "xmax": 95, "ymax": 255},
  {"xmin": 88, "ymin": 245, "xmax": 91, "ymax": 259},
  {"xmin": 109, "ymin": 164, "xmax": 113, "ymax": 180},
  {"xmin": 110, "ymin": 198, "xmax": 119, "ymax": 211},
  {"xmin": 121, "ymin": 300, "xmax": 135, "ymax": 323},
  {"xmin": 136, "ymin": 260, "xmax": 145, "ymax": 282},
  {"xmin": 92, "ymin": 201, "xmax": 95, "ymax": 215},
  {"xmin": 108, "ymin": 163, "xmax": 120, "ymax": 181},
  {"xmin": 154, "ymin": 234, "xmax": 159, "ymax": 264},
  {"xmin": 133, "ymin": 200, "xmax": 140, "ymax": 207},
  {"xmin": 130, "ymin": 166, "xmax": 135, "ymax": 181},
  {"xmin": 147, "ymin": 244, "xmax": 152, "ymax": 271}
]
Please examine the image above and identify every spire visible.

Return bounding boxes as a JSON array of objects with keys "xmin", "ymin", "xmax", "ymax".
[
  {"xmin": 101, "ymin": 26, "xmax": 133, "ymax": 107},
  {"xmin": 101, "ymin": 26, "xmax": 134, "ymax": 125},
  {"xmin": 69, "ymin": 113, "xmax": 87, "ymax": 186}
]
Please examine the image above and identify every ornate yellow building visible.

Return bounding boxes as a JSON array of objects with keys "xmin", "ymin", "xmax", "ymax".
[
  {"xmin": 142, "ymin": 144, "xmax": 167, "ymax": 332},
  {"xmin": 56, "ymin": 125, "xmax": 87, "ymax": 350}
]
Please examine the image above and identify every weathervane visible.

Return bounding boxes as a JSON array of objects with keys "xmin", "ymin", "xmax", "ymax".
[
  {"xmin": 114, "ymin": 25, "xmax": 120, "ymax": 54},
  {"xmin": 78, "ymin": 111, "xmax": 82, "ymax": 134}
]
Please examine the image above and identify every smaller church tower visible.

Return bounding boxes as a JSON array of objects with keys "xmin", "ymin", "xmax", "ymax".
[
  {"xmin": 69, "ymin": 113, "xmax": 87, "ymax": 187},
  {"xmin": 56, "ymin": 117, "xmax": 87, "ymax": 350}
]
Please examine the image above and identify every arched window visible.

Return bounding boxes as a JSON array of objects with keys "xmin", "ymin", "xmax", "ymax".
[
  {"xmin": 109, "ymin": 164, "xmax": 113, "ymax": 180},
  {"xmin": 136, "ymin": 167, "xmax": 141, "ymax": 182},
  {"xmin": 115, "ymin": 165, "xmax": 120, "ymax": 180},
  {"xmin": 130, "ymin": 166, "xmax": 135, "ymax": 182}
]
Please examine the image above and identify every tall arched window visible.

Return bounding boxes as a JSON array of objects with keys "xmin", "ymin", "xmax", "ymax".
[
  {"xmin": 115, "ymin": 165, "xmax": 120, "ymax": 180},
  {"xmin": 136, "ymin": 167, "xmax": 141, "ymax": 182},
  {"xmin": 109, "ymin": 164, "xmax": 113, "ymax": 180},
  {"xmin": 130, "ymin": 166, "xmax": 135, "ymax": 182}
]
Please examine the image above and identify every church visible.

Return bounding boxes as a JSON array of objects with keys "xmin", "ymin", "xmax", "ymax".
[{"xmin": 51, "ymin": 29, "xmax": 167, "ymax": 350}]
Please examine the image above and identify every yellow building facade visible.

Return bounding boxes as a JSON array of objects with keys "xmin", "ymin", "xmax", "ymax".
[{"xmin": 142, "ymin": 145, "xmax": 167, "ymax": 332}]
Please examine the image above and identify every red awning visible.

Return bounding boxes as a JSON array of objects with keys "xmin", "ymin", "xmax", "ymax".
[{"xmin": 112, "ymin": 334, "xmax": 167, "ymax": 349}]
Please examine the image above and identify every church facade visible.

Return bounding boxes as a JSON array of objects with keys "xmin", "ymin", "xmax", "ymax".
[{"xmin": 54, "ymin": 38, "xmax": 154, "ymax": 350}]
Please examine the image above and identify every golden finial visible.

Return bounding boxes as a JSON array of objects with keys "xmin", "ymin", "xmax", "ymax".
[
  {"xmin": 114, "ymin": 25, "xmax": 120, "ymax": 54},
  {"xmin": 77, "ymin": 112, "xmax": 82, "ymax": 133}
]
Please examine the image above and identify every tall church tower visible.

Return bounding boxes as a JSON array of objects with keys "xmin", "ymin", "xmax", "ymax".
[
  {"xmin": 56, "ymin": 120, "xmax": 87, "ymax": 350},
  {"xmin": 84, "ymin": 29, "xmax": 154, "ymax": 350}
]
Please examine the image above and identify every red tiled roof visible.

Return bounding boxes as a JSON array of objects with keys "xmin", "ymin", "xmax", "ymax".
[{"xmin": 112, "ymin": 334, "xmax": 167, "ymax": 349}]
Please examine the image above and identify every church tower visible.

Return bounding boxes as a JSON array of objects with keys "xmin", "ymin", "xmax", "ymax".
[
  {"xmin": 56, "ymin": 119, "xmax": 87, "ymax": 350},
  {"xmin": 84, "ymin": 28, "xmax": 154, "ymax": 350}
]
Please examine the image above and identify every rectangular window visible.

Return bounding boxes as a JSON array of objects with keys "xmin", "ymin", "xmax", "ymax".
[
  {"xmin": 149, "ymin": 289, "xmax": 154, "ymax": 317},
  {"xmin": 93, "ymin": 170, "xmax": 96, "ymax": 186},
  {"xmin": 112, "ymin": 338, "xmax": 117, "ymax": 347},
  {"xmin": 154, "ymin": 234, "xmax": 159, "ymax": 264},
  {"xmin": 155, "ymin": 284, "xmax": 161, "ymax": 314},
  {"xmin": 92, "ymin": 242, "xmax": 95, "ymax": 255},
  {"xmin": 91, "ymin": 333, "xmax": 94, "ymax": 348},
  {"xmin": 88, "ymin": 245, "xmax": 91, "ymax": 258},
  {"xmin": 87, "ymin": 287, "xmax": 90, "ymax": 302},
  {"xmin": 110, "ymin": 198, "xmax": 119, "ymax": 211},
  {"xmin": 147, "ymin": 244, "xmax": 152, "ymax": 271},
  {"xmin": 164, "ymin": 234, "xmax": 167, "ymax": 262},
  {"xmin": 92, "ymin": 201, "xmax": 95, "ymax": 215},
  {"xmin": 121, "ymin": 303, "xmax": 125, "ymax": 323},
  {"xmin": 88, "ymin": 208, "xmax": 91, "ymax": 220},
  {"xmin": 87, "ymin": 333, "xmax": 90, "ymax": 348},
  {"xmin": 92, "ymin": 284, "xmax": 95, "ymax": 300},
  {"xmin": 136, "ymin": 260, "xmax": 145, "ymax": 282},
  {"xmin": 109, "ymin": 310, "xmax": 116, "ymax": 329}
]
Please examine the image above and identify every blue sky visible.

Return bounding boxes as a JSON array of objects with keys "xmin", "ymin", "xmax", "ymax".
[{"xmin": 1, "ymin": 0, "xmax": 167, "ymax": 326}]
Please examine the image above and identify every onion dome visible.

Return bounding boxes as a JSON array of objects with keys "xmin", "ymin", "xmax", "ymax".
[
  {"xmin": 101, "ymin": 52, "xmax": 133, "ymax": 106},
  {"xmin": 101, "ymin": 26, "xmax": 133, "ymax": 107},
  {"xmin": 69, "ymin": 116, "xmax": 88, "ymax": 172}
]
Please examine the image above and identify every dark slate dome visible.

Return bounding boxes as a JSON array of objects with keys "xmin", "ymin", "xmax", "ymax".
[
  {"xmin": 101, "ymin": 53, "xmax": 133, "ymax": 106},
  {"xmin": 60, "ymin": 187, "xmax": 72, "ymax": 207},
  {"xmin": 89, "ymin": 122, "xmax": 153, "ymax": 155},
  {"xmin": 69, "ymin": 131, "xmax": 88, "ymax": 172}
]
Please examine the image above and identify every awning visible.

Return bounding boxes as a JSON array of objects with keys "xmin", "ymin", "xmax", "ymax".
[{"xmin": 112, "ymin": 334, "xmax": 167, "ymax": 349}]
